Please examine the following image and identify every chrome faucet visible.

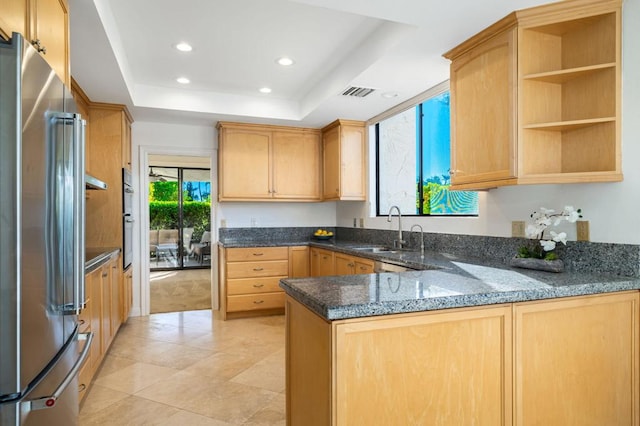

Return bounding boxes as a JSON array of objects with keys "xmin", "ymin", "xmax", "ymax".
[
  {"xmin": 410, "ymin": 224, "xmax": 424, "ymax": 258},
  {"xmin": 387, "ymin": 205, "xmax": 405, "ymax": 249}
]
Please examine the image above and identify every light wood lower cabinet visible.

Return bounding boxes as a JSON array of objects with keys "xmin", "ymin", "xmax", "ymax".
[
  {"xmin": 79, "ymin": 253, "xmax": 124, "ymax": 403},
  {"xmin": 310, "ymin": 247, "xmax": 335, "ymax": 277},
  {"xmin": 221, "ymin": 246, "xmax": 289, "ymax": 319},
  {"xmin": 287, "ymin": 291, "xmax": 639, "ymax": 425},
  {"xmin": 514, "ymin": 291, "xmax": 639, "ymax": 425},
  {"xmin": 121, "ymin": 267, "xmax": 132, "ymax": 323},
  {"xmin": 334, "ymin": 253, "xmax": 374, "ymax": 275},
  {"xmin": 287, "ymin": 297, "xmax": 512, "ymax": 425}
]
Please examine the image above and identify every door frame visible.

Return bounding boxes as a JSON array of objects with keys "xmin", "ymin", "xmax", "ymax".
[{"xmin": 137, "ymin": 145, "xmax": 217, "ymax": 316}]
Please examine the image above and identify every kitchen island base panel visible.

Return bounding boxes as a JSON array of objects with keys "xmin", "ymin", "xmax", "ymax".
[{"xmin": 286, "ymin": 290, "xmax": 640, "ymax": 425}]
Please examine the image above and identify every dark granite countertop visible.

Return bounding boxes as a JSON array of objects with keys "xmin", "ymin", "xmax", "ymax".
[
  {"xmin": 85, "ymin": 247, "xmax": 120, "ymax": 273},
  {"xmin": 272, "ymin": 241, "xmax": 640, "ymax": 321}
]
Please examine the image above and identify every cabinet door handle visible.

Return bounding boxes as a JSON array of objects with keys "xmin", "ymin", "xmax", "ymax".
[
  {"xmin": 359, "ymin": 266, "xmax": 368, "ymax": 271},
  {"xmin": 348, "ymin": 263, "xmax": 355, "ymax": 267},
  {"xmin": 253, "ymin": 267, "xmax": 264, "ymax": 271},
  {"xmin": 79, "ymin": 319, "xmax": 85, "ymax": 325},
  {"xmin": 253, "ymin": 300, "xmax": 264, "ymax": 304},
  {"xmin": 253, "ymin": 284, "xmax": 264, "ymax": 288},
  {"xmin": 253, "ymin": 253, "xmax": 264, "ymax": 256},
  {"xmin": 31, "ymin": 39, "xmax": 46, "ymax": 54},
  {"xmin": 102, "ymin": 272, "xmax": 108, "ymax": 277}
]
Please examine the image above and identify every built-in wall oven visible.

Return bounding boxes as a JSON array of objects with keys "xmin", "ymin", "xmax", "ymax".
[{"xmin": 122, "ymin": 168, "xmax": 133, "ymax": 269}]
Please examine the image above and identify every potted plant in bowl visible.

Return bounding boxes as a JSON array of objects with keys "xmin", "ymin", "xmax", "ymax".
[{"xmin": 510, "ymin": 206, "xmax": 583, "ymax": 273}]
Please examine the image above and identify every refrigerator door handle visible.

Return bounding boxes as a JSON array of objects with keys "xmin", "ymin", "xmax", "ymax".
[
  {"xmin": 71, "ymin": 114, "xmax": 86, "ymax": 314},
  {"xmin": 52, "ymin": 113, "xmax": 86, "ymax": 314},
  {"xmin": 25, "ymin": 331, "xmax": 93, "ymax": 411}
]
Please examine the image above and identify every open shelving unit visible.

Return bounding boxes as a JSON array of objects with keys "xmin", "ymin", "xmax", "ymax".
[{"xmin": 518, "ymin": 9, "xmax": 620, "ymax": 180}]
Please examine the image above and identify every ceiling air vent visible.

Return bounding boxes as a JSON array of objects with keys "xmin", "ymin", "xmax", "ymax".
[{"xmin": 341, "ymin": 86, "xmax": 375, "ymax": 98}]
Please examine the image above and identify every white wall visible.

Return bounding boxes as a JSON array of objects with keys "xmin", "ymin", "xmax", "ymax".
[{"xmin": 338, "ymin": 0, "xmax": 640, "ymax": 245}]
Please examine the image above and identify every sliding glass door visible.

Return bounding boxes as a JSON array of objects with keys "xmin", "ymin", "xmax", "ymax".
[{"xmin": 149, "ymin": 166, "xmax": 211, "ymax": 270}]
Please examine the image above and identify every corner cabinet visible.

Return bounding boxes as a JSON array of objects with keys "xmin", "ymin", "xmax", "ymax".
[
  {"xmin": 444, "ymin": 0, "xmax": 622, "ymax": 190},
  {"xmin": 322, "ymin": 120, "xmax": 366, "ymax": 201},
  {"xmin": 217, "ymin": 122, "xmax": 322, "ymax": 202}
]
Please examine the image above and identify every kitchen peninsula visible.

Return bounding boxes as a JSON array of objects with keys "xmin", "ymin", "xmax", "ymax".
[{"xmin": 280, "ymin": 243, "xmax": 640, "ymax": 425}]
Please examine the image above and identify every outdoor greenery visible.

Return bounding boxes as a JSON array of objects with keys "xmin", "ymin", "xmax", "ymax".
[{"xmin": 149, "ymin": 181, "xmax": 211, "ymax": 241}]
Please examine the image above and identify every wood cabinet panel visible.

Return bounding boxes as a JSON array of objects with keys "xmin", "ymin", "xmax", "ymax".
[
  {"xmin": 227, "ymin": 292, "xmax": 286, "ymax": 312},
  {"xmin": 121, "ymin": 267, "xmax": 132, "ymax": 323},
  {"xmin": 220, "ymin": 245, "xmax": 289, "ymax": 319},
  {"xmin": 227, "ymin": 276, "xmax": 285, "ymax": 295},
  {"xmin": 289, "ymin": 246, "xmax": 309, "ymax": 278},
  {"xmin": 87, "ymin": 269, "xmax": 102, "ymax": 374},
  {"xmin": 0, "ymin": 0, "xmax": 27, "ymax": 41},
  {"xmin": 322, "ymin": 120, "xmax": 365, "ymax": 201},
  {"xmin": 449, "ymin": 27, "xmax": 516, "ymax": 186},
  {"xmin": 272, "ymin": 131, "xmax": 321, "ymax": 200},
  {"xmin": 334, "ymin": 306, "xmax": 512, "ymax": 425},
  {"xmin": 444, "ymin": 0, "xmax": 622, "ymax": 189},
  {"xmin": 354, "ymin": 259, "xmax": 374, "ymax": 274},
  {"xmin": 110, "ymin": 259, "xmax": 121, "ymax": 338},
  {"xmin": 217, "ymin": 122, "xmax": 322, "ymax": 201},
  {"xmin": 286, "ymin": 296, "xmax": 332, "ymax": 426},
  {"xmin": 30, "ymin": 0, "xmax": 69, "ymax": 86},
  {"xmin": 310, "ymin": 247, "xmax": 335, "ymax": 277},
  {"xmin": 218, "ymin": 127, "xmax": 271, "ymax": 199},
  {"xmin": 226, "ymin": 260, "xmax": 289, "ymax": 279},
  {"xmin": 226, "ymin": 246, "xmax": 288, "ymax": 262},
  {"xmin": 514, "ymin": 291, "xmax": 639, "ymax": 425}
]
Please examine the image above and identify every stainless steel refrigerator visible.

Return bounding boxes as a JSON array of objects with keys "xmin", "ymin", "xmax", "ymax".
[{"xmin": 0, "ymin": 33, "xmax": 92, "ymax": 425}]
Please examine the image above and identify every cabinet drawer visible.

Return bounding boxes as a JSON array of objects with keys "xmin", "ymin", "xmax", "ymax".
[
  {"xmin": 78, "ymin": 354, "xmax": 91, "ymax": 402},
  {"xmin": 227, "ymin": 260, "xmax": 288, "ymax": 279},
  {"xmin": 227, "ymin": 247, "xmax": 288, "ymax": 262},
  {"xmin": 78, "ymin": 300, "xmax": 91, "ymax": 333},
  {"xmin": 227, "ymin": 292, "xmax": 285, "ymax": 312},
  {"xmin": 227, "ymin": 276, "xmax": 285, "ymax": 295}
]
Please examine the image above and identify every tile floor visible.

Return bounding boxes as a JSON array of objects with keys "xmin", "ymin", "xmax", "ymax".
[
  {"xmin": 80, "ymin": 310, "xmax": 286, "ymax": 425},
  {"xmin": 149, "ymin": 269, "xmax": 212, "ymax": 314}
]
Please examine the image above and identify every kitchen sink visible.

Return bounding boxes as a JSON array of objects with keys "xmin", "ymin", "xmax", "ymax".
[{"xmin": 351, "ymin": 246, "xmax": 399, "ymax": 254}]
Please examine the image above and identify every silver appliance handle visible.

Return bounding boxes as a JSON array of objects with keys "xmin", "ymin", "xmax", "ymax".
[
  {"xmin": 72, "ymin": 115, "xmax": 86, "ymax": 313},
  {"xmin": 26, "ymin": 332, "xmax": 93, "ymax": 411}
]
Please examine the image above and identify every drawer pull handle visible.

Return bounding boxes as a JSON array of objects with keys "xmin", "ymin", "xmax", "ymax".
[
  {"xmin": 253, "ymin": 253, "xmax": 264, "ymax": 256},
  {"xmin": 253, "ymin": 267, "xmax": 264, "ymax": 271},
  {"xmin": 79, "ymin": 319, "xmax": 85, "ymax": 325},
  {"xmin": 253, "ymin": 300, "xmax": 264, "ymax": 304},
  {"xmin": 78, "ymin": 383, "xmax": 86, "ymax": 392},
  {"xmin": 253, "ymin": 284, "xmax": 264, "ymax": 288},
  {"xmin": 102, "ymin": 273, "xmax": 108, "ymax": 278}
]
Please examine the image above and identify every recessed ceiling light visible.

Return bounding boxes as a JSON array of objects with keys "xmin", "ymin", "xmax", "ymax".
[
  {"xmin": 381, "ymin": 92, "xmax": 398, "ymax": 98},
  {"xmin": 276, "ymin": 57, "xmax": 294, "ymax": 66},
  {"xmin": 259, "ymin": 87, "xmax": 272, "ymax": 94},
  {"xmin": 175, "ymin": 42, "xmax": 193, "ymax": 52},
  {"xmin": 177, "ymin": 77, "xmax": 190, "ymax": 84}
]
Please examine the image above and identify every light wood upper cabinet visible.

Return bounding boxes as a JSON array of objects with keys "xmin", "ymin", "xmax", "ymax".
[
  {"xmin": 1, "ymin": 0, "xmax": 69, "ymax": 85},
  {"xmin": 322, "ymin": 120, "xmax": 366, "ymax": 201},
  {"xmin": 0, "ymin": 0, "xmax": 27, "ymax": 41},
  {"xmin": 448, "ymin": 25, "xmax": 517, "ymax": 187},
  {"xmin": 30, "ymin": 0, "xmax": 70, "ymax": 86},
  {"xmin": 444, "ymin": 0, "xmax": 622, "ymax": 190},
  {"xmin": 272, "ymin": 131, "xmax": 321, "ymax": 199},
  {"xmin": 217, "ymin": 122, "xmax": 322, "ymax": 202},
  {"xmin": 85, "ymin": 103, "xmax": 133, "ymax": 249}
]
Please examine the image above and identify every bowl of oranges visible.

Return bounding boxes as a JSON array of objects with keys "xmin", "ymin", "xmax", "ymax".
[{"xmin": 313, "ymin": 229, "xmax": 334, "ymax": 240}]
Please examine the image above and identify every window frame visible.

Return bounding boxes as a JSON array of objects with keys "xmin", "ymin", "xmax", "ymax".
[{"xmin": 371, "ymin": 80, "xmax": 478, "ymax": 218}]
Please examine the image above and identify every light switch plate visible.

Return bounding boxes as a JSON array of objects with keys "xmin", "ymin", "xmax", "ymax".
[{"xmin": 512, "ymin": 221, "xmax": 526, "ymax": 238}]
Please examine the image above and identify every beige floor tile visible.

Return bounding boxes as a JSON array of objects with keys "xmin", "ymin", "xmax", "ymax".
[
  {"xmin": 157, "ymin": 410, "xmax": 233, "ymax": 426},
  {"xmin": 183, "ymin": 351, "xmax": 264, "ymax": 381},
  {"xmin": 94, "ymin": 362, "xmax": 180, "ymax": 394},
  {"xmin": 230, "ymin": 349, "xmax": 285, "ymax": 393},
  {"xmin": 79, "ymin": 384, "xmax": 129, "ymax": 416},
  {"xmin": 135, "ymin": 370, "xmax": 278, "ymax": 424},
  {"xmin": 143, "ymin": 344, "xmax": 213, "ymax": 369},
  {"xmin": 126, "ymin": 321, "xmax": 213, "ymax": 345},
  {"xmin": 79, "ymin": 395, "xmax": 179, "ymax": 426},
  {"xmin": 95, "ymin": 354, "xmax": 138, "ymax": 377},
  {"xmin": 243, "ymin": 393, "xmax": 286, "ymax": 426}
]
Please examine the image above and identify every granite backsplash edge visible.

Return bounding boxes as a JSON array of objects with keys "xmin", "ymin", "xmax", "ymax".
[{"xmin": 219, "ymin": 227, "xmax": 640, "ymax": 277}]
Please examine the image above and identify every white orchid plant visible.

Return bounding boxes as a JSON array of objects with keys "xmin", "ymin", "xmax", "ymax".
[{"xmin": 517, "ymin": 206, "xmax": 583, "ymax": 261}]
